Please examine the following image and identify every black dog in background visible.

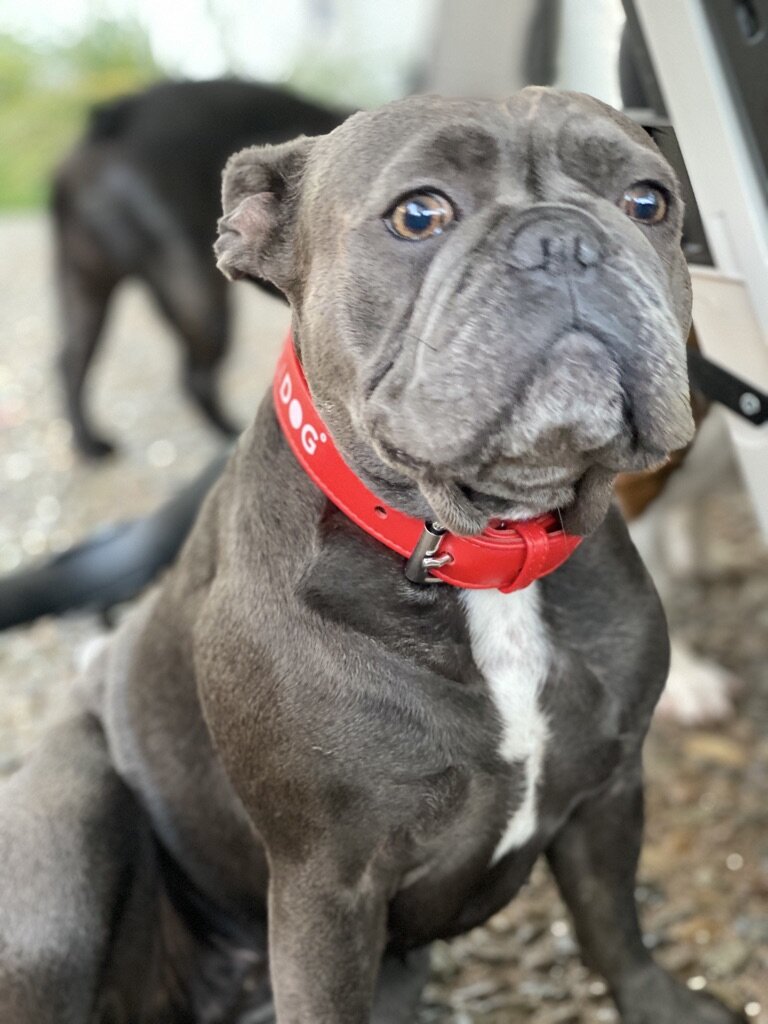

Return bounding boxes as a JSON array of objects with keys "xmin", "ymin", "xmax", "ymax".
[{"xmin": 52, "ymin": 79, "xmax": 344, "ymax": 457}]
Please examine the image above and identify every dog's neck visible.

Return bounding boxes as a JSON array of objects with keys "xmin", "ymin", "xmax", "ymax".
[{"xmin": 272, "ymin": 334, "xmax": 581, "ymax": 592}]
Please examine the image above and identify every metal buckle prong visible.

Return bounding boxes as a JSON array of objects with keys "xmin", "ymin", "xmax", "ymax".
[{"xmin": 404, "ymin": 521, "xmax": 452, "ymax": 585}]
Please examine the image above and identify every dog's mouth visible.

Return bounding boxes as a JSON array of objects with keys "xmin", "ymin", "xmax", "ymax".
[
  {"xmin": 412, "ymin": 463, "xmax": 628, "ymax": 537},
  {"xmin": 460, "ymin": 479, "xmax": 576, "ymax": 519},
  {"xmin": 360, "ymin": 315, "xmax": 689, "ymax": 536},
  {"xmin": 367, "ymin": 442, "xmax": 606, "ymax": 535},
  {"xmin": 367, "ymin": 421, "xmax": 669, "ymax": 536}
]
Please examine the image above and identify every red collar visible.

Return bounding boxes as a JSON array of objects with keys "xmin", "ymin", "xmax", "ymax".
[{"xmin": 273, "ymin": 335, "xmax": 581, "ymax": 591}]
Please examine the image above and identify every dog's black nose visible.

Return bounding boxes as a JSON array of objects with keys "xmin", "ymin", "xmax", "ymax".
[{"xmin": 507, "ymin": 213, "xmax": 607, "ymax": 273}]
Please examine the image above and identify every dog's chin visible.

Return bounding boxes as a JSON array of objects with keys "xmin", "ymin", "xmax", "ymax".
[
  {"xmin": 416, "ymin": 478, "xmax": 565, "ymax": 537},
  {"xmin": 369, "ymin": 431, "xmax": 656, "ymax": 537},
  {"xmin": 463, "ymin": 483, "xmax": 574, "ymax": 525},
  {"xmin": 415, "ymin": 464, "xmax": 618, "ymax": 538}
]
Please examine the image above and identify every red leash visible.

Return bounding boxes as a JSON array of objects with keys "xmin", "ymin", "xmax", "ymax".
[{"xmin": 274, "ymin": 336, "xmax": 581, "ymax": 591}]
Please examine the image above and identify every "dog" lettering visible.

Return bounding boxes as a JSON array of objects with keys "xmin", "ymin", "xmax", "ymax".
[{"xmin": 279, "ymin": 371, "xmax": 327, "ymax": 456}]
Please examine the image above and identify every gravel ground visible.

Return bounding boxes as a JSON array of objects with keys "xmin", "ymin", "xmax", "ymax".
[{"xmin": 0, "ymin": 213, "xmax": 766, "ymax": 1022}]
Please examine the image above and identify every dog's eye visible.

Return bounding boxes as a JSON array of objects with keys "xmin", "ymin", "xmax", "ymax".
[
  {"xmin": 619, "ymin": 183, "xmax": 668, "ymax": 225},
  {"xmin": 387, "ymin": 192, "xmax": 455, "ymax": 240}
]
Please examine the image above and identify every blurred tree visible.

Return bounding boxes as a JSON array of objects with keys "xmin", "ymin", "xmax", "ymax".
[
  {"xmin": 62, "ymin": 16, "xmax": 158, "ymax": 76},
  {"xmin": 0, "ymin": 34, "xmax": 36, "ymax": 102},
  {"xmin": 0, "ymin": 17, "xmax": 163, "ymax": 210}
]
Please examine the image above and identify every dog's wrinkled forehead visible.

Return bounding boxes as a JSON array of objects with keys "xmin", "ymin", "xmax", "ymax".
[{"xmin": 305, "ymin": 89, "xmax": 674, "ymax": 215}]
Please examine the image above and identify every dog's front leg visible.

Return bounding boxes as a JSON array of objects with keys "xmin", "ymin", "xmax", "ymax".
[
  {"xmin": 547, "ymin": 762, "xmax": 744, "ymax": 1024},
  {"xmin": 268, "ymin": 858, "xmax": 389, "ymax": 1024},
  {"xmin": 0, "ymin": 713, "xmax": 153, "ymax": 1023}
]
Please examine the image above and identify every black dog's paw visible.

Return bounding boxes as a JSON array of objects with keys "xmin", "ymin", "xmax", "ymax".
[
  {"xmin": 215, "ymin": 415, "xmax": 242, "ymax": 439},
  {"xmin": 618, "ymin": 967, "xmax": 746, "ymax": 1024},
  {"xmin": 196, "ymin": 405, "xmax": 241, "ymax": 439},
  {"xmin": 76, "ymin": 434, "xmax": 117, "ymax": 459}
]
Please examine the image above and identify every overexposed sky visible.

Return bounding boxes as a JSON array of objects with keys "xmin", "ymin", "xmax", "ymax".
[
  {"xmin": 0, "ymin": 0, "xmax": 439, "ymax": 92},
  {"xmin": 0, "ymin": 0, "xmax": 624, "ymax": 106}
]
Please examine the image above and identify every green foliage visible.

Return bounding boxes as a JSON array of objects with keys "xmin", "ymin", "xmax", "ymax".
[
  {"xmin": 60, "ymin": 16, "xmax": 158, "ymax": 76},
  {"xmin": 0, "ymin": 33, "xmax": 37, "ymax": 102},
  {"xmin": 0, "ymin": 19, "xmax": 163, "ymax": 210},
  {"xmin": 286, "ymin": 46, "xmax": 404, "ymax": 110}
]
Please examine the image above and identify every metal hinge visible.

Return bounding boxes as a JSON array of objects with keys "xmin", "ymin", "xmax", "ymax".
[{"xmin": 404, "ymin": 521, "xmax": 452, "ymax": 584}]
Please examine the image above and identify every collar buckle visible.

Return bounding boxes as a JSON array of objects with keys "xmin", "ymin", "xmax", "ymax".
[{"xmin": 404, "ymin": 521, "xmax": 452, "ymax": 585}]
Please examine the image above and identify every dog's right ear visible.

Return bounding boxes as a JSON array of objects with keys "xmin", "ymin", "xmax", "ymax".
[{"xmin": 214, "ymin": 135, "xmax": 315, "ymax": 292}]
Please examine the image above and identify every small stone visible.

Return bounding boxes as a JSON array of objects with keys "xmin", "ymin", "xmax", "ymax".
[
  {"xmin": 451, "ymin": 978, "xmax": 501, "ymax": 1006},
  {"xmin": 35, "ymin": 494, "xmax": 61, "ymax": 523},
  {"xmin": 514, "ymin": 920, "xmax": 548, "ymax": 944},
  {"xmin": 430, "ymin": 942, "xmax": 459, "ymax": 981},
  {"xmin": 663, "ymin": 946, "xmax": 697, "ymax": 973},
  {"xmin": 595, "ymin": 1008, "xmax": 618, "ymax": 1022},
  {"xmin": 21, "ymin": 527, "xmax": 47, "ymax": 557},
  {"xmin": 471, "ymin": 941, "xmax": 517, "ymax": 965},
  {"xmin": 5, "ymin": 452, "xmax": 32, "ymax": 481},
  {"xmin": 683, "ymin": 734, "xmax": 748, "ymax": 768},
  {"xmin": 702, "ymin": 940, "xmax": 752, "ymax": 978},
  {"xmin": 0, "ymin": 542, "xmax": 22, "ymax": 572},
  {"xmin": 544, "ymin": 1009, "xmax": 580, "ymax": 1024},
  {"xmin": 147, "ymin": 438, "xmax": 177, "ymax": 468}
]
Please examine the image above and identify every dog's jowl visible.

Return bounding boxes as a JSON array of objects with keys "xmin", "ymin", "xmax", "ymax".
[{"xmin": 0, "ymin": 89, "xmax": 745, "ymax": 1023}]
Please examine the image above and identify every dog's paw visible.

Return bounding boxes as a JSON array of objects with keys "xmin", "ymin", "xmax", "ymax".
[
  {"xmin": 617, "ymin": 967, "xmax": 746, "ymax": 1024},
  {"xmin": 655, "ymin": 638, "xmax": 740, "ymax": 726}
]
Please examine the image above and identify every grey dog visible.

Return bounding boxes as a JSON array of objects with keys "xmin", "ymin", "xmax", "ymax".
[{"xmin": 0, "ymin": 89, "xmax": 744, "ymax": 1024}]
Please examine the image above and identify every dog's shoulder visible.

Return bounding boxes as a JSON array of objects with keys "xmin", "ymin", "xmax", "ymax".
[{"xmin": 541, "ymin": 505, "xmax": 669, "ymax": 714}]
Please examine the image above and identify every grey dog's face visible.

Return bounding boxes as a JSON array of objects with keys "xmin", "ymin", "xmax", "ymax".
[{"xmin": 216, "ymin": 89, "xmax": 694, "ymax": 534}]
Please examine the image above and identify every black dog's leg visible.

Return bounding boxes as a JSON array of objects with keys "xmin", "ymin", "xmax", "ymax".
[
  {"xmin": 547, "ymin": 763, "xmax": 744, "ymax": 1024},
  {"xmin": 0, "ymin": 713, "xmax": 154, "ymax": 1023},
  {"xmin": 179, "ymin": 280, "xmax": 239, "ymax": 438},
  {"xmin": 144, "ymin": 256, "xmax": 240, "ymax": 439},
  {"xmin": 58, "ymin": 263, "xmax": 118, "ymax": 458}
]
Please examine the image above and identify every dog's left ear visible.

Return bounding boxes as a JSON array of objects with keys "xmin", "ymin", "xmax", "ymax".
[{"xmin": 214, "ymin": 135, "xmax": 315, "ymax": 292}]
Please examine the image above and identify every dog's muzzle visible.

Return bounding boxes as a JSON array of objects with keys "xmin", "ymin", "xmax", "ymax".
[
  {"xmin": 362, "ymin": 202, "xmax": 692, "ymax": 484},
  {"xmin": 505, "ymin": 208, "xmax": 608, "ymax": 273}
]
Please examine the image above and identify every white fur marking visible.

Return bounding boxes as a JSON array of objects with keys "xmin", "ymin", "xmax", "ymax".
[{"xmin": 461, "ymin": 585, "xmax": 550, "ymax": 864}]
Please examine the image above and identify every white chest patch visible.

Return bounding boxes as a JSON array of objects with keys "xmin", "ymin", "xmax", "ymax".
[{"xmin": 460, "ymin": 584, "xmax": 551, "ymax": 864}]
